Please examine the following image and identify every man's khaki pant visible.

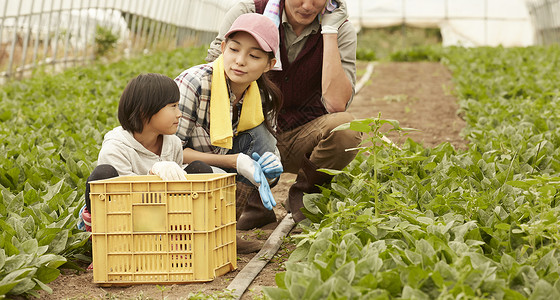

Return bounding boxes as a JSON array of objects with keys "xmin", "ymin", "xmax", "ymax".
[{"xmin": 277, "ymin": 112, "xmax": 363, "ymax": 174}]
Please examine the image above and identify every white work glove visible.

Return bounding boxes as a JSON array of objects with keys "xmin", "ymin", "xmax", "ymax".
[
  {"xmin": 321, "ymin": 0, "xmax": 348, "ymax": 35},
  {"xmin": 252, "ymin": 152, "xmax": 283, "ymax": 179},
  {"xmin": 150, "ymin": 161, "xmax": 187, "ymax": 181},
  {"xmin": 236, "ymin": 153, "xmax": 277, "ymax": 210}
]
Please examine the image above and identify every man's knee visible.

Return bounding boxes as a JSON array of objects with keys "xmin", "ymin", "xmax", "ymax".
[
  {"xmin": 322, "ymin": 112, "xmax": 355, "ymax": 132},
  {"xmin": 325, "ymin": 112, "xmax": 363, "ymax": 149}
]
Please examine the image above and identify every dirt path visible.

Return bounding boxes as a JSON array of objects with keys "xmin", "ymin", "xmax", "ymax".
[
  {"xmin": 37, "ymin": 61, "xmax": 467, "ymax": 300},
  {"xmin": 349, "ymin": 61, "xmax": 468, "ymax": 150}
]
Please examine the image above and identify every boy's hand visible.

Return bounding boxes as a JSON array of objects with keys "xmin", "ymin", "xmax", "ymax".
[{"xmin": 150, "ymin": 161, "xmax": 187, "ymax": 180}]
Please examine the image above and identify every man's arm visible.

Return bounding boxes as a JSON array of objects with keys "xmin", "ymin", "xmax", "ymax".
[
  {"xmin": 320, "ymin": 2, "xmax": 358, "ymax": 113},
  {"xmin": 321, "ymin": 25, "xmax": 356, "ymax": 112},
  {"xmin": 206, "ymin": 0, "xmax": 256, "ymax": 62}
]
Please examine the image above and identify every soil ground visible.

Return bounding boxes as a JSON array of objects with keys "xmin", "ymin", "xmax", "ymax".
[{"xmin": 36, "ymin": 61, "xmax": 468, "ymax": 300}]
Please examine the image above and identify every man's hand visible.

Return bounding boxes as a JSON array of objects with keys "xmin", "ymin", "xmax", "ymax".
[{"xmin": 321, "ymin": 0, "xmax": 348, "ymax": 34}]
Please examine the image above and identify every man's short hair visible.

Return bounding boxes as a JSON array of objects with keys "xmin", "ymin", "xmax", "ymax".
[{"xmin": 118, "ymin": 73, "xmax": 180, "ymax": 133}]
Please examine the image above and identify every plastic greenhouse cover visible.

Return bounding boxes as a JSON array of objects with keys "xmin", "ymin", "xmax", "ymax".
[
  {"xmin": 1, "ymin": 0, "xmax": 535, "ymax": 48},
  {"xmin": 346, "ymin": 0, "xmax": 535, "ymax": 47}
]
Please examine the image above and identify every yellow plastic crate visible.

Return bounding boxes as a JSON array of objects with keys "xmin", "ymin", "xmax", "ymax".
[{"xmin": 89, "ymin": 173, "xmax": 237, "ymax": 285}]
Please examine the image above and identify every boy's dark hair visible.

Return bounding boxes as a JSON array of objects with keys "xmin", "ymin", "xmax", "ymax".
[{"xmin": 118, "ymin": 73, "xmax": 180, "ymax": 133}]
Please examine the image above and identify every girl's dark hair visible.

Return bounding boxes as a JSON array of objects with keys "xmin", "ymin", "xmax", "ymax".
[
  {"xmin": 118, "ymin": 73, "xmax": 180, "ymax": 133},
  {"xmin": 258, "ymin": 52, "xmax": 282, "ymax": 136}
]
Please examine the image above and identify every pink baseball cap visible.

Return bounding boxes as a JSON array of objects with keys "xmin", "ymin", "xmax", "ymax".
[{"xmin": 225, "ymin": 13, "xmax": 280, "ymax": 54}]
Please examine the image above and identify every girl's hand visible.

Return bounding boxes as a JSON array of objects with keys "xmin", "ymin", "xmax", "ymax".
[
  {"xmin": 150, "ymin": 161, "xmax": 187, "ymax": 180},
  {"xmin": 252, "ymin": 152, "xmax": 283, "ymax": 179},
  {"xmin": 236, "ymin": 153, "xmax": 276, "ymax": 210}
]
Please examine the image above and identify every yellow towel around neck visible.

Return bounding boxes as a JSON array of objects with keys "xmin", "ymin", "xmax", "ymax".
[{"xmin": 210, "ymin": 55, "xmax": 265, "ymax": 149}]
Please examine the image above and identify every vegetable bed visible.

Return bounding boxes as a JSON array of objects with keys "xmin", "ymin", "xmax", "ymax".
[
  {"xmin": 266, "ymin": 46, "xmax": 560, "ymax": 299},
  {"xmin": 1, "ymin": 44, "xmax": 560, "ymax": 299},
  {"xmin": 0, "ymin": 47, "xmax": 207, "ymax": 298}
]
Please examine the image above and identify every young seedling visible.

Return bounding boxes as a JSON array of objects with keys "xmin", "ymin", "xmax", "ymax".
[
  {"xmin": 156, "ymin": 284, "xmax": 167, "ymax": 300},
  {"xmin": 326, "ymin": 112, "xmax": 413, "ymax": 217},
  {"xmin": 253, "ymin": 229, "xmax": 265, "ymax": 240}
]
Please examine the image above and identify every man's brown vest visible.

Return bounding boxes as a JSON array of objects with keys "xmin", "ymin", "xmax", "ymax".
[{"xmin": 255, "ymin": 0, "xmax": 327, "ymax": 132}]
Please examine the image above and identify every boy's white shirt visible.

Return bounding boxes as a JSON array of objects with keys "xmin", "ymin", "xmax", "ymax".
[{"xmin": 97, "ymin": 126, "xmax": 183, "ymax": 176}]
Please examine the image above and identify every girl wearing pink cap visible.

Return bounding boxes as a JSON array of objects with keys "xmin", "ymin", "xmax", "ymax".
[{"xmin": 174, "ymin": 13, "xmax": 283, "ymax": 253}]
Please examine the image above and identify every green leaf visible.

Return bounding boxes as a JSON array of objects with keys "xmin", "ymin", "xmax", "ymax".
[
  {"xmin": 262, "ymin": 286, "xmax": 292, "ymax": 299},
  {"xmin": 47, "ymin": 230, "xmax": 69, "ymax": 254},
  {"xmin": 19, "ymin": 239, "xmax": 38, "ymax": 254},
  {"xmin": 0, "ymin": 280, "xmax": 21, "ymax": 296},
  {"xmin": 0, "ymin": 219, "xmax": 16, "ymax": 237},
  {"xmin": 1, "ymin": 235, "xmax": 19, "ymax": 257},
  {"xmin": 349, "ymin": 122, "xmax": 373, "ymax": 133},
  {"xmin": 316, "ymin": 168, "xmax": 345, "ymax": 176},
  {"xmin": 402, "ymin": 285, "xmax": 430, "ymax": 300},
  {"xmin": 0, "ymin": 268, "xmax": 34, "ymax": 286},
  {"xmin": 506, "ymin": 180, "xmax": 532, "ymax": 189},
  {"xmin": 6, "ymin": 191, "xmax": 24, "ymax": 214},
  {"xmin": 0, "ymin": 249, "xmax": 5, "ymax": 270},
  {"xmin": 503, "ymin": 288, "xmax": 529, "ymax": 300},
  {"xmin": 9, "ymin": 277, "xmax": 36, "ymax": 295},
  {"xmin": 332, "ymin": 122, "xmax": 351, "ymax": 132},
  {"xmin": 275, "ymin": 272, "xmax": 287, "ymax": 289},
  {"xmin": 36, "ymin": 254, "xmax": 66, "ymax": 269},
  {"xmin": 42, "ymin": 180, "xmax": 64, "ymax": 203},
  {"xmin": 332, "ymin": 261, "xmax": 356, "ymax": 283},
  {"xmin": 36, "ymin": 228, "xmax": 62, "ymax": 246},
  {"xmin": 495, "ymin": 223, "xmax": 511, "ymax": 231},
  {"xmin": 530, "ymin": 279, "xmax": 559, "ymax": 300},
  {"xmin": 405, "ymin": 250, "xmax": 422, "ymax": 265},
  {"xmin": 378, "ymin": 271, "xmax": 402, "ymax": 296},
  {"xmin": 33, "ymin": 278, "xmax": 53, "ymax": 294},
  {"xmin": 288, "ymin": 245, "xmax": 309, "ymax": 263},
  {"xmin": 35, "ymin": 265, "xmax": 61, "ymax": 284}
]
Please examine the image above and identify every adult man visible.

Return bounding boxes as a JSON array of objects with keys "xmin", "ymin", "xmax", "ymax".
[{"xmin": 206, "ymin": 0, "xmax": 362, "ymax": 228}]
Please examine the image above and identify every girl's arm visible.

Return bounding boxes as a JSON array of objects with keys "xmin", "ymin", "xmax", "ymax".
[{"xmin": 183, "ymin": 147, "xmax": 238, "ymax": 170}]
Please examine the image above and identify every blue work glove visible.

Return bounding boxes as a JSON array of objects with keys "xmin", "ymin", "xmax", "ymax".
[
  {"xmin": 253, "ymin": 165, "xmax": 276, "ymax": 210},
  {"xmin": 252, "ymin": 152, "xmax": 283, "ymax": 179},
  {"xmin": 236, "ymin": 153, "xmax": 277, "ymax": 210}
]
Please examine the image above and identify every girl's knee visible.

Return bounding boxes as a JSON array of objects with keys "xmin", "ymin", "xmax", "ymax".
[{"xmin": 184, "ymin": 160, "xmax": 213, "ymax": 173}]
